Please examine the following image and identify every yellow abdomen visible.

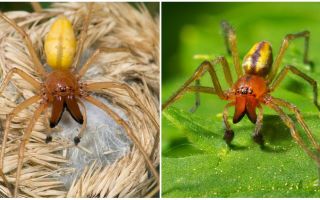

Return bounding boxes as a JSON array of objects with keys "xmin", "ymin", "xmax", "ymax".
[
  {"xmin": 44, "ymin": 16, "xmax": 76, "ymax": 70},
  {"xmin": 242, "ymin": 41, "xmax": 273, "ymax": 77}
]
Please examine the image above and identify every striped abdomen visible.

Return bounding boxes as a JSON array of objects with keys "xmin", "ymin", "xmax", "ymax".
[{"xmin": 242, "ymin": 41, "xmax": 273, "ymax": 77}]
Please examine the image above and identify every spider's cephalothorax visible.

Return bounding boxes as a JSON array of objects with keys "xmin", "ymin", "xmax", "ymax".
[
  {"xmin": 163, "ymin": 20, "xmax": 320, "ymax": 175},
  {"xmin": 44, "ymin": 70, "xmax": 83, "ymax": 128},
  {"xmin": 0, "ymin": 4, "xmax": 159, "ymax": 197},
  {"xmin": 233, "ymin": 75, "xmax": 268, "ymax": 124}
]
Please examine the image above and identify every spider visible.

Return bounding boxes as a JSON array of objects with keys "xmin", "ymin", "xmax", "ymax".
[
  {"xmin": 0, "ymin": 3, "xmax": 159, "ymax": 197},
  {"xmin": 162, "ymin": 21, "xmax": 320, "ymax": 176}
]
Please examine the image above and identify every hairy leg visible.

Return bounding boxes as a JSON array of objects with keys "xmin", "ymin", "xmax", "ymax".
[
  {"xmin": 72, "ymin": 3, "xmax": 93, "ymax": 70},
  {"xmin": 0, "ymin": 96, "xmax": 41, "ymax": 170},
  {"xmin": 84, "ymin": 96, "xmax": 159, "ymax": 183},
  {"xmin": 14, "ymin": 104, "xmax": 46, "ymax": 197},
  {"xmin": 189, "ymin": 79, "xmax": 201, "ymax": 113},
  {"xmin": 86, "ymin": 82, "xmax": 159, "ymax": 129},
  {"xmin": 266, "ymin": 99, "xmax": 320, "ymax": 167},
  {"xmin": 221, "ymin": 20, "xmax": 242, "ymax": 78},
  {"xmin": 0, "ymin": 96, "xmax": 41, "ymax": 196},
  {"xmin": 252, "ymin": 105, "xmax": 264, "ymax": 146},
  {"xmin": 76, "ymin": 47, "xmax": 130, "ymax": 78},
  {"xmin": 223, "ymin": 102, "xmax": 235, "ymax": 145},
  {"xmin": 73, "ymin": 100, "xmax": 87, "ymax": 145},
  {"xmin": 162, "ymin": 57, "xmax": 232, "ymax": 110},
  {"xmin": 272, "ymin": 97, "xmax": 320, "ymax": 151},
  {"xmin": 267, "ymin": 31, "xmax": 312, "ymax": 83},
  {"xmin": 190, "ymin": 56, "xmax": 233, "ymax": 112},
  {"xmin": 269, "ymin": 65, "xmax": 320, "ymax": 111},
  {"xmin": 0, "ymin": 14, "xmax": 46, "ymax": 77},
  {"xmin": 0, "ymin": 68, "xmax": 41, "ymax": 93}
]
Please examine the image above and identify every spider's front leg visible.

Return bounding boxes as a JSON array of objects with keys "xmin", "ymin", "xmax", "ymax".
[
  {"xmin": 223, "ymin": 101, "xmax": 264, "ymax": 147},
  {"xmin": 252, "ymin": 105, "xmax": 264, "ymax": 146},
  {"xmin": 73, "ymin": 100, "xmax": 88, "ymax": 145},
  {"xmin": 162, "ymin": 56, "xmax": 233, "ymax": 111},
  {"xmin": 0, "ymin": 13, "xmax": 46, "ymax": 77},
  {"xmin": 223, "ymin": 102, "xmax": 235, "ymax": 145}
]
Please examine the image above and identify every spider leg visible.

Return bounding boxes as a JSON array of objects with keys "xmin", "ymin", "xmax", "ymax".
[
  {"xmin": 269, "ymin": 65, "xmax": 320, "ymax": 111},
  {"xmin": 162, "ymin": 56, "xmax": 232, "ymax": 110},
  {"xmin": 73, "ymin": 100, "xmax": 87, "ymax": 145},
  {"xmin": 86, "ymin": 82, "xmax": 159, "ymax": 129},
  {"xmin": 30, "ymin": 2, "xmax": 42, "ymax": 12},
  {"xmin": 86, "ymin": 82, "xmax": 159, "ymax": 173},
  {"xmin": 44, "ymin": 109, "xmax": 53, "ymax": 143},
  {"xmin": 272, "ymin": 97, "xmax": 320, "ymax": 151},
  {"xmin": 223, "ymin": 102, "xmax": 235, "ymax": 145},
  {"xmin": 189, "ymin": 79, "xmax": 201, "ymax": 113},
  {"xmin": 83, "ymin": 96, "xmax": 159, "ymax": 183},
  {"xmin": 190, "ymin": 56, "xmax": 233, "ymax": 113},
  {"xmin": 14, "ymin": 103, "xmax": 46, "ymax": 197},
  {"xmin": 266, "ymin": 99, "xmax": 320, "ymax": 168},
  {"xmin": 0, "ymin": 96, "xmax": 41, "ymax": 169},
  {"xmin": 0, "ymin": 96, "xmax": 40, "ymax": 197},
  {"xmin": 221, "ymin": 20, "xmax": 242, "ymax": 78},
  {"xmin": 186, "ymin": 85, "xmax": 217, "ymax": 113},
  {"xmin": 0, "ymin": 169, "xmax": 13, "ymax": 197},
  {"xmin": 185, "ymin": 86, "xmax": 216, "ymax": 94},
  {"xmin": 72, "ymin": 3, "xmax": 93, "ymax": 70},
  {"xmin": 252, "ymin": 105, "xmax": 264, "ymax": 146},
  {"xmin": 267, "ymin": 31, "xmax": 312, "ymax": 83},
  {"xmin": 76, "ymin": 47, "xmax": 130, "ymax": 78},
  {"xmin": 0, "ymin": 68, "xmax": 41, "ymax": 94},
  {"xmin": 0, "ymin": 14, "xmax": 46, "ymax": 77}
]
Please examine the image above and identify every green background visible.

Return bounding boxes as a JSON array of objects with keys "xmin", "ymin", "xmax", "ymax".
[{"xmin": 162, "ymin": 2, "xmax": 320, "ymax": 197}]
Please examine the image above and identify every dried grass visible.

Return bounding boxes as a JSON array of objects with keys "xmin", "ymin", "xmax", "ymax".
[{"xmin": 0, "ymin": 2, "xmax": 159, "ymax": 197}]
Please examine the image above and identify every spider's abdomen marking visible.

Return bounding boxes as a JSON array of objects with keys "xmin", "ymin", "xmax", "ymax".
[
  {"xmin": 233, "ymin": 75, "xmax": 269, "ymax": 124},
  {"xmin": 44, "ymin": 16, "xmax": 76, "ymax": 70},
  {"xmin": 242, "ymin": 41, "xmax": 273, "ymax": 77}
]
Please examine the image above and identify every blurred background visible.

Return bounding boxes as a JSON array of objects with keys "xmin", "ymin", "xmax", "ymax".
[
  {"xmin": 0, "ymin": 2, "xmax": 159, "ymax": 16},
  {"xmin": 162, "ymin": 2, "xmax": 320, "ymax": 154}
]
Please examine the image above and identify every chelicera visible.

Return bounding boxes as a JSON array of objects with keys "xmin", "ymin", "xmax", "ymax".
[
  {"xmin": 163, "ymin": 21, "xmax": 320, "ymax": 174},
  {"xmin": 0, "ymin": 3, "xmax": 159, "ymax": 197}
]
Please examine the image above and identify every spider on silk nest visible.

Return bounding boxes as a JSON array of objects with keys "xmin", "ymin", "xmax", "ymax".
[
  {"xmin": 162, "ymin": 20, "xmax": 320, "ymax": 182},
  {"xmin": 0, "ymin": 3, "xmax": 159, "ymax": 197}
]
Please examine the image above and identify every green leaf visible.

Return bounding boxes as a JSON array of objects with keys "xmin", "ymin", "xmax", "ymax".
[{"xmin": 162, "ymin": 107, "xmax": 320, "ymax": 197}]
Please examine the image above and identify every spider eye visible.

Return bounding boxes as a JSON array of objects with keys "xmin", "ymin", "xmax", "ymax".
[
  {"xmin": 242, "ymin": 41, "xmax": 273, "ymax": 77},
  {"xmin": 60, "ymin": 87, "xmax": 66, "ymax": 92}
]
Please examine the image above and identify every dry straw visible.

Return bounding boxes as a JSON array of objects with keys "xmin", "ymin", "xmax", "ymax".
[{"xmin": 0, "ymin": 2, "xmax": 159, "ymax": 197}]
